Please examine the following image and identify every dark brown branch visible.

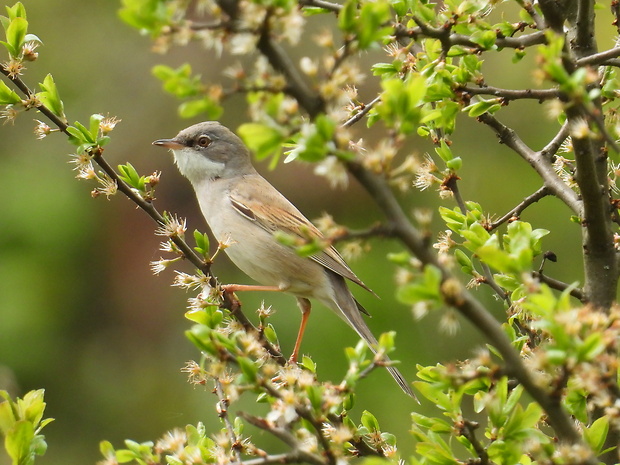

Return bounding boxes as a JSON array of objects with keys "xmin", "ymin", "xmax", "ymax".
[
  {"xmin": 459, "ymin": 420, "xmax": 489, "ymax": 465},
  {"xmin": 255, "ymin": 11, "xmax": 325, "ymax": 118},
  {"xmin": 533, "ymin": 271, "xmax": 585, "ymax": 301}
]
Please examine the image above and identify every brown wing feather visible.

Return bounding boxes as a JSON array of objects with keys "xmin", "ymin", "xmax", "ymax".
[{"xmin": 228, "ymin": 177, "xmax": 373, "ymax": 293}]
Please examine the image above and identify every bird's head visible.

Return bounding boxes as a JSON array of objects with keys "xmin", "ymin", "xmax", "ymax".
[{"xmin": 153, "ymin": 121, "xmax": 255, "ymax": 184}]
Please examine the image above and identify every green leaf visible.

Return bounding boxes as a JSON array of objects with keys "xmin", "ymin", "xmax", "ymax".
[
  {"xmin": 357, "ymin": 1, "xmax": 391, "ymax": 49},
  {"xmin": 3, "ymin": 16, "xmax": 27, "ymax": 57},
  {"xmin": 238, "ymin": 123, "xmax": 285, "ymax": 162},
  {"xmin": 178, "ymin": 98, "xmax": 223, "ymax": 120},
  {"xmin": 300, "ymin": 355, "xmax": 316, "ymax": 373},
  {"xmin": 237, "ymin": 357, "xmax": 258, "ymax": 383},
  {"xmin": 0, "ymin": 80, "xmax": 20, "ymax": 104},
  {"xmin": 361, "ymin": 410, "xmax": 380, "ymax": 432},
  {"xmin": 463, "ymin": 98, "xmax": 502, "ymax": 117},
  {"xmin": 585, "ymin": 416, "xmax": 609, "ymax": 454},
  {"xmin": 118, "ymin": 163, "xmax": 145, "ymax": 190},
  {"xmin": 338, "ymin": 0, "xmax": 356, "ymax": 33},
  {"xmin": 193, "ymin": 230, "xmax": 210, "ymax": 256},
  {"xmin": 5, "ymin": 420, "xmax": 35, "ymax": 465},
  {"xmin": 37, "ymin": 74, "xmax": 65, "ymax": 119}
]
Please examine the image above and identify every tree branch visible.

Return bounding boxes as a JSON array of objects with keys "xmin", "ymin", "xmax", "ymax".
[
  {"xmin": 477, "ymin": 113, "xmax": 582, "ymax": 215},
  {"xmin": 458, "ymin": 84, "xmax": 561, "ymax": 102},
  {"xmin": 255, "ymin": 11, "xmax": 325, "ymax": 118},
  {"xmin": 214, "ymin": 378, "xmax": 243, "ymax": 464},
  {"xmin": 342, "ymin": 96, "xmax": 381, "ymax": 128},
  {"xmin": 565, "ymin": 107, "xmax": 618, "ymax": 308},
  {"xmin": 489, "ymin": 186, "xmax": 551, "ymax": 230}
]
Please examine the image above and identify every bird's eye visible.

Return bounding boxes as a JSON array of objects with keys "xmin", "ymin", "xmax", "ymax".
[{"xmin": 196, "ymin": 135, "xmax": 212, "ymax": 147}]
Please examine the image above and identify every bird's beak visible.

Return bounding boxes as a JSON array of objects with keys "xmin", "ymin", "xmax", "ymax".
[{"xmin": 152, "ymin": 138, "xmax": 184, "ymax": 150}]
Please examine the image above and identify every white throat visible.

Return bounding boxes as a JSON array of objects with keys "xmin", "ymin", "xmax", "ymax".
[{"xmin": 172, "ymin": 147, "xmax": 225, "ymax": 183}]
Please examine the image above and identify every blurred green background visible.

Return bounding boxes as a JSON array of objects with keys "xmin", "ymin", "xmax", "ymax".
[{"xmin": 0, "ymin": 1, "xmax": 614, "ymax": 464}]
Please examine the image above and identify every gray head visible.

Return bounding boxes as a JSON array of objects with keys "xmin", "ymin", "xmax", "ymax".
[{"xmin": 152, "ymin": 121, "xmax": 256, "ymax": 184}]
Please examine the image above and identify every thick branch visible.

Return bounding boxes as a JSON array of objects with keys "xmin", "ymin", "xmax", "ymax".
[
  {"xmin": 255, "ymin": 13, "xmax": 325, "ymax": 118},
  {"xmin": 347, "ymin": 159, "xmax": 592, "ymax": 453},
  {"xmin": 566, "ymin": 108, "xmax": 618, "ymax": 308}
]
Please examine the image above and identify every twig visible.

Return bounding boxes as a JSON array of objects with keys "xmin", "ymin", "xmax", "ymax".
[
  {"xmin": 226, "ymin": 295, "xmax": 287, "ymax": 365},
  {"xmin": 214, "ymin": 378, "xmax": 243, "ymax": 464},
  {"xmin": 297, "ymin": 0, "xmax": 342, "ymax": 12},
  {"xmin": 532, "ymin": 271, "xmax": 585, "ymax": 301},
  {"xmin": 239, "ymin": 412, "xmax": 327, "ymax": 465},
  {"xmin": 395, "ymin": 25, "xmax": 546, "ymax": 50},
  {"xmin": 476, "ymin": 112, "xmax": 582, "ymax": 215},
  {"xmin": 540, "ymin": 122, "xmax": 570, "ymax": 158},
  {"xmin": 458, "ymin": 84, "xmax": 561, "ymax": 101},
  {"xmin": 342, "ymin": 96, "xmax": 381, "ymax": 128},
  {"xmin": 489, "ymin": 186, "xmax": 551, "ymax": 230},
  {"xmin": 515, "ymin": 0, "xmax": 546, "ymax": 30},
  {"xmin": 576, "ymin": 47, "xmax": 620, "ymax": 66},
  {"xmin": 480, "ymin": 262, "xmax": 510, "ymax": 304},
  {"xmin": 459, "ymin": 420, "xmax": 489, "ymax": 465},
  {"xmin": 329, "ymin": 222, "xmax": 397, "ymax": 244}
]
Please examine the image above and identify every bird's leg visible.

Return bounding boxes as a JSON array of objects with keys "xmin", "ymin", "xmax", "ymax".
[
  {"xmin": 221, "ymin": 284, "xmax": 284, "ymax": 293},
  {"xmin": 289, "ymin": 297, "xmax": 312, "ymax": 364}
]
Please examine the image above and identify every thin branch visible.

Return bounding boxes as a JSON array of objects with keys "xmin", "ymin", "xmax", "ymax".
[
  {"xmin": 395, "ymin": 24, "xmax": 546, "ymax": 50},
  {"xmin": 456, "ymin": 291, "xmax": 593, "ymax": 455},
  {"xmin": 489, "ymin": 186, "xmax": 551, "ymax": 230},
  {"xmin": 459, "ymin": 420, "xmax": 489, "ymax": 465},
  {"xmin": 480, "ymin": 262, "xmax": 510, "ymax": 304},
  {"xmin": 214, "ymin": 378, "xmax": 243, "ymax": 464},
  {"xmin": 477, "ymin": 112, "xmax": 582, "ymax": 215},
  {"xmin": 297, "ymin": 0, "xmax": 342, "ymax": 12},
  {"xmin": 514, "ymin": 0, "xmax": 546, "ymax": 30},
  {"xmin": 225, "ymin": 294, "xmax": 287, "ymax": 365},
  {"xmin": 342, "ymin": 96, "xmax": 381, "ymax": 128},
  {"xmin": 540, "ymin": 121, "xmax": 570, "ymax": 158},
  {"xmin": 329, "ymin": 222, "xmax": 397, "ymax": 244},
  {"xmin": 533, "ymin": 271, "xmax": 585, "ymax": 301},
  {"xmin": 576, "ymin": 47, "xmax": 620, "ymax": 66},
  {"xmin": 458, "ymin": 84, "xmax": 561, "ymax": 101},
  {"xmin": 239, "ymin": 412, "xmax": 327, "ymax": 465}
]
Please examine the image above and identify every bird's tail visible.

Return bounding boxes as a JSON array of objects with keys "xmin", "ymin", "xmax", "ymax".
[{"xmin": 325, "ymin": 271, "xmax": 417, "ymax": 400}]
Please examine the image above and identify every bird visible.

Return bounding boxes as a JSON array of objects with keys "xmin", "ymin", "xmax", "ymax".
[{"xmin": 153, "ymin": 121, "xmax": 414, "ymax": 398}]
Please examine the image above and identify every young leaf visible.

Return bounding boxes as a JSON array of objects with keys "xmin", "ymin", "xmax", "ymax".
[
  {"xmin": 37, "ymin": 74, "xmax": 65, "ymax": 119},
  {"xmin": 0, "ymin": 80, "xmax": 20, "ymax": 104}
]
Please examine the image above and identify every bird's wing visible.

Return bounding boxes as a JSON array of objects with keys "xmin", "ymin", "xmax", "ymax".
[{"xmin": 228, "ymin": 178, "xmax": 374, "ymax": 294}]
